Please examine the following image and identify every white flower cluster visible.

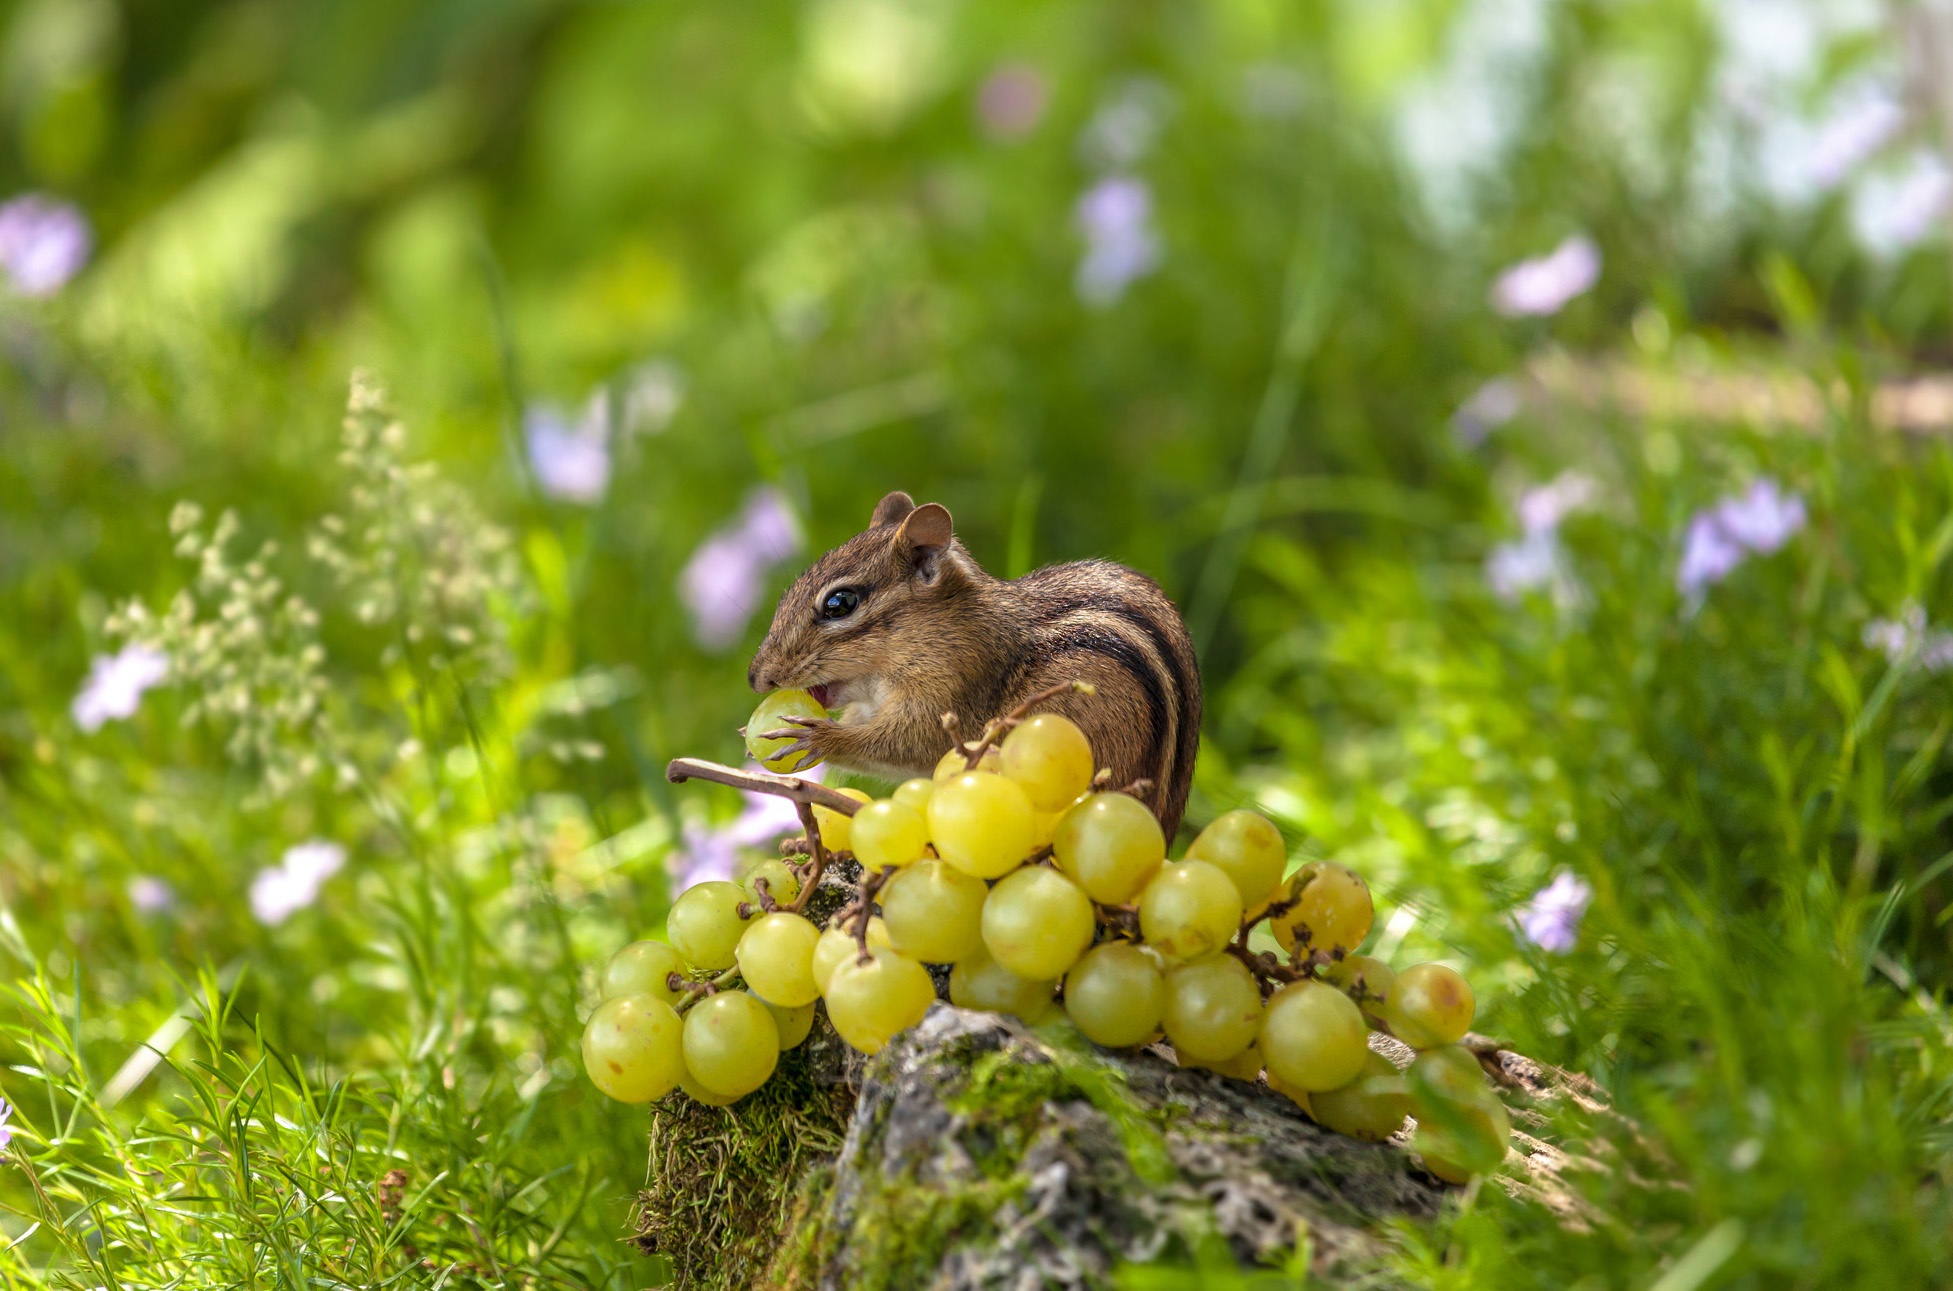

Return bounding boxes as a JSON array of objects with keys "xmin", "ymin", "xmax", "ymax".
[
  {"xmin": 306, "ymin": 373, "xmax": 529, "ymax": 682},
  {"xmin": 107, "ymin": 503, "xmax": 332, "ymax": 802}
]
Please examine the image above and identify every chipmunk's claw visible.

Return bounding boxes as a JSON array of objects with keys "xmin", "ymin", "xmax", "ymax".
[{"xmin": 758, "ymin": 716, "xmax": 840, "ymax": 767}]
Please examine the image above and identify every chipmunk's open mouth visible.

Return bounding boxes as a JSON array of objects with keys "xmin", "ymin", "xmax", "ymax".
[{"xmin": 808, "ymin": 682, "xmax": 840, "ymax": 710}]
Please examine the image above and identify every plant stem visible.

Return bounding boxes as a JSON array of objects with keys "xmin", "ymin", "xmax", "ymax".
[
  {"xmin": 665, "ymin": 757, "xmax": 868, "ymax": 815},
  {"xmin": 959, "ymin": 679, "xmax": 1097, "ymax": 770}
]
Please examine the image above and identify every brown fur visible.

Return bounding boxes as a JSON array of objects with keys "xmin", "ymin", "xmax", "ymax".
[{"xmin": 749, "ymin": 491, "xmax": 1203, "ymax": 838}]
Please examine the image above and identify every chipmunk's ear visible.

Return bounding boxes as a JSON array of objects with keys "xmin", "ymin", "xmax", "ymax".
[
  {"xmin": 870, "ymin": 491, "xmax": 916, "ymax": 527},
  {"xmin": 895, "ymin": 502, "xmax": 954, "ymax": 581}
]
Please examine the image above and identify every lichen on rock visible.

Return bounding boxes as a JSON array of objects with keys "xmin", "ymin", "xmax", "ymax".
[
  {"xmin": 641, "ymin": 1002, "xmax": 1476, "ymax": 1289},
  {"xmin": 790, "ymin": 1007, "xmax": 1447, "ymax": 1289}
]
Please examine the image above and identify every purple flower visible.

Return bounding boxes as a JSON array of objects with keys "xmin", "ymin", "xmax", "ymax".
[
  {"xmin": 0, "ymin": 1098, "xmax": 11, "ymax": 1155},
  {"xmin": 1516, "ymin": 471, "xmax": 1597, "ymax": 536},
  {"xmin": 1074, "ymin": 176, "xmax": 1162, "ymax": 307},
  {"xmin": 679, "ymin": 488, "xmax": 803, "ymax": 651},
  {"xmin": 1714, "ymin": 478, "xmax": 1806, "ymax": 553},
  {"xmin": 1451, "ymin": 377, "xmax": 1523, "ymax": 449},
  {"xmin": 1865, "ymin": 602, "xmax": 1953, "ymax": 672},
  {"xmin": 249, "ymin": 840, "xmax": 346, "ymax": 926},
  {"xmin": 0, "ymin": 194, "xmax": 91, "ymax": 297},
  {"xmin": 1677, "ymin": 478, "xmax": 1807, "ymax": 603},
  {"xmin": 1808, "ymin": 89, "xmax": 1904, "ymax": 190},
  {"xmin": 1677, "ymin": 512, "xmax": 1748, "ymax": 602},
  {"xmin": 1486, "ymin": 531, "xmax": 1563, "ymax": 602},
  {"xmin": 128, "ymin": 875, "xmax": 175, "ymax": 913},
  {"xmin": 1852, "ymin": 151, "xmax": 1953, "ymax": 259},
  {"xmin": 977, "ymin": 62, "xmax": 1048, "ymax": 141},
  {"xmin": 1518, "ymin": 872, "xmax": 1592, "ymax": 953},
  {"xmin": 670, "ymin": 764, "xmax": 816, "ymax": 895},
  {"xmin": 73, "ymin": 645, "xmax": 170, "ymax": 733},
  {"xmin": 1490, "ymin": 235, "xmax": 1601, "ymax": 318},
  {"xmin": 1485, "ymin": 471, "xmax": 1595, "ymax": 607},
  {"xmin": 525, "ymin": 399, "xmax": 610, "ymax": 504}
]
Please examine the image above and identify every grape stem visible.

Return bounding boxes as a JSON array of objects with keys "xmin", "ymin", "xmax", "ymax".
[
  {"xmin": 672, "ymin": 966, "xmax": 742, "ymax": 1015},
  {"xmin": 842, "ymin": 865, "xmax": 897, "ymax": 962},
  {"xmin": 1225, "ymin": 941, "xmax": 1308, "ymax": 991},
  {"xmin": 738, "ymin": 876, "xmax": 782, "ymax": 919},
  {"xmin": 787, "ymin": 801, "xmax": 831, "ymax": 914},
  {"xmin": 665, "ymin": 757, "xmax": 869, "ymax": 816},
  {"xmin": 950, "ymin": 678, "xmax": 1098, "ymax": 771}
]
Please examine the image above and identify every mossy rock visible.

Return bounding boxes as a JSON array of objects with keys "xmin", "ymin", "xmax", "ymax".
[
  {"xmin": 633, "ymin": 1023, "xmax": 855, "ymax": 1289},
  {"xmin": 639, "ymin": 1005, "xmax": 1495, "ymax": 1289}
]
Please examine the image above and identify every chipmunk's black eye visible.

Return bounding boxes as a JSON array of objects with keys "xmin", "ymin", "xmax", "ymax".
[{"xmin": 819, "ymin": 587, "xmax": 860, "ymax": 620}]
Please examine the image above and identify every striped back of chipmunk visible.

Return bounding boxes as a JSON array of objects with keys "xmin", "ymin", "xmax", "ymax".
[{"xmin": 1015, "ymin": 560, "xmax": 1202, "ymax": 837}]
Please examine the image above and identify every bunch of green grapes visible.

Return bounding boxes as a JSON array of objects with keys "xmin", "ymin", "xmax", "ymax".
[
  {"xmin": 581, "ymin": 853, "xmax": 819, "ymax": 1106},
  {"xmin": 582, "ymin": 690, "xmax": 1509, "ymax": 1184}
]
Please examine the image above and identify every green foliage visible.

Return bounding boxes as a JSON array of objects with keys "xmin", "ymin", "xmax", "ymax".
[{"xmin": 6, "ymin": 1, "xmax": 1953, "ymax": 1288}]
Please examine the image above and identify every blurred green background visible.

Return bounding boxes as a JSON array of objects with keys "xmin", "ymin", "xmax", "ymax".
[{"xmin": 8, "ymin": 0, "xmax": 1953, "ymax": 1286}]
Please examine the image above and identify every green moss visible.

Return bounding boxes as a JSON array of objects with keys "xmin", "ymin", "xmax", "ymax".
[
  {"xmin": 955, "ymin": 1025, "xmax": 1179, "ymax": 1186},
  {"xmin": 773, "ymin": 1157, "xmax": 1024, "ymax": 1291},
  {"xmin": 634, "ymin": 1045, "xmax": 851, "ymax": 1291}
]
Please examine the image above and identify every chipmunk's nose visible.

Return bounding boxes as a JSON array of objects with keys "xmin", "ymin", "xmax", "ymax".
[{"xmin": 748, "ymin": 659, "xmax": 766, "ymax": 691}]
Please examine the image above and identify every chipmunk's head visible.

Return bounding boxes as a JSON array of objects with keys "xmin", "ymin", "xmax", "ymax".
[{"xmin": 749, "ymin": 491, "xmax": 970, "ymax": 711}]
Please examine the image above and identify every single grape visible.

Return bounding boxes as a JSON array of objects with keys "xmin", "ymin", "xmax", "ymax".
[
  {"xmin": 934, "ymin": 744, "xmax": 1001, "ymax": 780},
  {"xmin": 681, "ymin": 991, "xmax": 780, "ymax": 1098},
  {"xmin": 582, "ymin": 993, "xmax": 687, "ymax": 1103},
  {"xmin": 1408, "ymin": 1043, "xmax": 1490, "ymax": 1103},
  {"xmin": 1322, "ymin": 954, "xmax": 1396, "ymax": 1024},
  {"xmin": 1181, "ymin": 1042, "xmax": 1263, "ymax": 1082},
  {"xmin": 980, "ymin": 865, "xmax": 1094, "ymax": 980},
  {"xmin": 735, "ymin": 911, "xmax": 822, "ymax": 1007},
  {"xmin": 879, "ymin": 860, "xmax": 987, "ymax": 964},
  {"xmin": 1309, "ymin": 1051, "xmax": 1410, "ymax": 1142},
  {"xmin": 757, "ymin": 994, "xmax": 816, "ymax": 1049},
  {"xmin": 850, "ymin": 799, "xmax": 930, "ymax": 870},
  {"xmin": 666, "ymin": 881, "xmax": 750, "ymax": 971},
  {"xmin": 1408, "ymin": 1046, "xmax": 1510, "ymax": 1181},
  {"xmin": 1271, "ymin": 863, "xmax": 1373, "ymax": 957},
  {"xmin": 892, "ymin": 777, "xmax": 938, "ymax": 813},
  {"xmin": 1063, "ymin": 942, "xmax": 1165, "ymax": 1048},
  {"xmin": 1383, "ymin": 963, "xmax": 1475, "ymax": 1049},
  {"xmin": 1053, "ymin": 793, "xmax": 1166, "ymax": 903},
  {"xmin": 599, "ymin": 940, "xmax": 687, "ymax": 1007},
  {"xmin": 812, "ymin": 787, "xmax": 873, "ymax": 853},
  {"xmin": 824, "ymin": 947, "xmax": 937, "ymax": 1054},
  {"xmin": 812, "ymin": 916, "xmax": 891, "ymax": 994},
  {"xmin": 679, "ymin": 1071, "xmax": 741, "ymax": 1107},
  {"xmin": 746, "ymin": 689, "xmax": 827, "ymax": 773},
  {"xmin": 1185, "ymin": 810, "xmax": 1287, "ymax": 911},
  {"xmin": 1000, "ymin": 713, "xmax": 1095, "ymax": 810},
  {"xmin": 1260, "ymin": 979, "xmax": 1369, "ymax": 1093},
  {"xmin": 1138, "ymin": 860, "xmax": 1244, "ymax": 962},
  {"xmin": 1160, "ymin": 954, "xmax": 1263, "ymax": 1063},
  {"xmin": 929, "ymin": 773, "xmax": 1036, "ymax": 879},
  {"xmin": 949, "ymin": 947, "xmax": 1057, "ymax": 1023},
  {"xmin": 739, "ymin": 858, "xmax": 801, "ymax": 908}
]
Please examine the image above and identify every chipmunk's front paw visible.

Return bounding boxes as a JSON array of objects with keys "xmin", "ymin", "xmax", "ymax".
[{"xmin": 756, "ymin": 715, "xmax": 843, "ymax": 771}]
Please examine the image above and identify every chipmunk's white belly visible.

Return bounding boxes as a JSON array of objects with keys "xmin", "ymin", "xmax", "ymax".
[{"xmin": 833, "ymin": 675, "xmax": 892, "ymax": 726}]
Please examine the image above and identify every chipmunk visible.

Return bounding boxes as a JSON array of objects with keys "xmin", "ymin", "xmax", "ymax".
[{"xmin": 749, "ymin": 491, "xmax": 1202, "ymax": 838}]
